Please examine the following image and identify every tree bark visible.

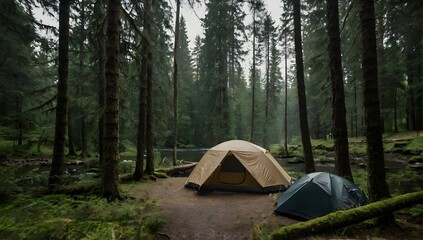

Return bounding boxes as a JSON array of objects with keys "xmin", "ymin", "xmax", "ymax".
[
  {"xmin": 250, "ymin": 5, "xmax": 256, "ymax": 143},
  {"xmin": 95, "ymin": 0, "xmax": 106, "ymax": 166},
  {"xmin": 414, "ymin": 43, "xmax": 422, "ymax": 130},
  {"xmin": 358, "ymin": 0, "xmax": 394, "ymax": 224},
  {"xmin": 157, "ymin": 163, "xmax": 197, "ymax": 177},
  {"xmin": 133, "ymin": 2, "xmax": 148, "ymax": 181},
  {"xmin": 79, "ymin": 1, "xmax": 88, "ymax": 158},
  {"xmin": 263, "ymin": 16, "xmax": 270, "ymax": 149},
  {"xmin": 283, "ymin": 2, "xmax": 288, "ymax": 156},
  {"xmin": 405, "ymin": 48, "xmax": 415, "ymax": 130},
  {"xmin": 293, "ymin": 0, "xmax": 315, "ymax": 173},
  {"xmin": 49, "ymin": 0, "xmax": 69, "ymax": 187},
  {"xmin": 145, "ymin": 0, "xmax": 155, "ymax": 175},
  {"xmin": 271, "ymin": 191, "xmax": 423, "ymax": 240},
  {"xmin": 354, "ymin": 75, "xmax": 358, "ymax": 138},
  {"xmin": 172, "ymin": 0, "xmax": 181, "ymax": 166},
  {"xmin": 326, "ymin": 0, "xmax": 352, "ymax": 180},
  {"xmin": 102, "ymin": 0, "xmax": 121, "ymax": 200},
  {"xmin": 67, "ymin": 109, "xmax": 76, "ymax": 156}
]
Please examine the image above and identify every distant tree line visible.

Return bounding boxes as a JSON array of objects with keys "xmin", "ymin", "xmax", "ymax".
[{"xmin": 0, "ymin": 0, "xmax": 421, "ymax": 206}]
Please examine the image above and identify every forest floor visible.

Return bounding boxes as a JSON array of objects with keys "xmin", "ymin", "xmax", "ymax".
[
  {"xmin": 130, "ymin": 177, "xmax": 422, "ymax": 240},
  {"xmin": 131, "ymin": 177, "xmax": 297, "ymax": 240}
]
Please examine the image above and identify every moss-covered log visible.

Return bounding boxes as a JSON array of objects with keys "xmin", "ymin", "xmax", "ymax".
[
  {"xmin": 156, "ymin": 163, "xmax": 197, "ymax": 176},
  {"xmin": 271, "ymin": 191, "xmax": 423, "ymax": 240}
]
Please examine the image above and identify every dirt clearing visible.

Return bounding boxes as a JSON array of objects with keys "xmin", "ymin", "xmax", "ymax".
[{"xmin": 132, "ymin": 177, "xmax": 297, "ymax": 240}]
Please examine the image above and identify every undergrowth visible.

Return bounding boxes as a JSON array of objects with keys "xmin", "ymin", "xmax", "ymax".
[{"xmin": 0, "ymin": 194, "xmax": 165, "ymax": 240}]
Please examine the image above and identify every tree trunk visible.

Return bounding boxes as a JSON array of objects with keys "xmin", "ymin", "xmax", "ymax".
[
  {"xmin": 157, "ymin": 163, "xmax": 197, "ymax": 177},
  {"xmin": 79, "ymin": 2, "xmax": 88, "ymax": 158},
  {"xmin": 415, "ymin": 43, "xmax": 422, "ymax": 130},
  {"xmin": 134, "ymin": 57, "xmax": 146, "ymax": 180},
  {"xmin": 283, "ymin": 4, "xmax": 288, "ymax": 156},
  {"xmin": 67, "ymin": 109, "xmax": 76, "ymax": 156},
  {"xmin": 172, "ymin": 0, "xmax": 181, "ymax": 166},
  {"xmin": 406, "ymin": 50, "xmax": 415, "ymax": 131},
  {"xmin": 264, "ymin": 18, "xmax": 270, "ymax": 149},
  {"xmin": 16, "ymin": 95, "xmax": 23, "ymax": 146},
  {"xmin": 102, "ymin": 0, "xmax": 121, "ymax": 201},
  {"xmin": 394, "ymin": 86, "xmax": 398, "ymax": 132},
  {"xmin": 354, "ymin": 74, "xmax": 358, "ymax": 138},
  {"xmin": 250, "ymin": 6, "xmax": 256, "ymax": 143},
  {"xmin": 271, "ymin": 191, "xmax": 423, "ymax": 240},
  {"xmin": 49, "ymin": 0, "xmax": 69, "ymax": 187},
  {"xmin": 95, "ymin": 0, "xmax": 106, "ymax": 166},
  {"xmin": 219, "ymin": 56, "xmax": 229, "ymax": 143},
  {"xmin": 293, "ymin": 0, "xmax": 315, "ymax": 173},
  {"xmin": 145, "ymin": 0, "xmax": 155, "ymax": 175},
  {"xmin": 133, "ymin": 2, "xmax": 149, "ymax": 181},
  {"xmin": 326, "ymin": 0, "xmax": 352, "ymax": 180},
  {"xmin": 376, "ymin": 6, "xmax": 386, "ymax": 133},
  {"xmin": 358, "ymin": 0, "xmax": 394, "ymax": 224}
]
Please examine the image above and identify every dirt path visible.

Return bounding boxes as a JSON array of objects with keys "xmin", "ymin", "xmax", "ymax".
[{"xmin": 132, "ymin": 177, "xmax": 297, "ymax": 240}]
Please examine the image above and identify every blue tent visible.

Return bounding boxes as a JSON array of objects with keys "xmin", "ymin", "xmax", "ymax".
[{"xmin": 274, "ymin": 172, "xmax": 367, "ymax": 220}]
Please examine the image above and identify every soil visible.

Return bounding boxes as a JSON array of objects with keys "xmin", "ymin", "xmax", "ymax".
[
  {"xmin": 131, "ymin": 177, "xmax": 297, "ymax": 240},
  {"xmin": 130, "ymin": 177, "xmax": 423, "ymax": 240}
]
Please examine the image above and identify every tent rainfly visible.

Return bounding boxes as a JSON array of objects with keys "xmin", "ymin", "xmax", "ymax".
[
  {"xmin": 185, "ymin": 140, "xmax": 292, "ymax": 193},
  {"xmin": 274, "ymin": 172, "xmax": 368, "ymax": 220}
]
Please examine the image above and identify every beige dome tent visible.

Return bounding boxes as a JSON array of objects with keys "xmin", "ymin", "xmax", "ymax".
[{"xmin": 185, "ymin": 140, "xmax": 292, "ymax": 193}]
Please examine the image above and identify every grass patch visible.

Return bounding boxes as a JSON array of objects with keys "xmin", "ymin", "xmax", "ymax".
[
  {"xmin": 404, "ymin": 137, "xmax": 423, "ymax": 153},
  {"xmin": 383, "ymin": 142, "xmax": 396, "ymax": 152},
  {"xmin": 0, "ymin": 193, "xmax": 161, "ymax": 240},
  {"xmin": 387, "ymin": 168, "xmax": 423, "ymax": 193},
  {"xmin": 349, "ymin": 142, "xmax": 367, "ymax": 155},
  {"xmin": 270, "ymin": 144, "xmax": 303, "ymax": 158},
  {"xmin": 352, "ymin": 168, "xmax": 368, "ymax": 195}
]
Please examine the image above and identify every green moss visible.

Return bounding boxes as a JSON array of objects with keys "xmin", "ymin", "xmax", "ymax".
[
  {"xmin": 405, "ymin": 137, "xmax": 423, "ymax": 152},
  {"xmin": 0, "ymin": 141, "xmax": 15, "ymax": 157},
  {"xmin": 119, "ymin": 160, "xmax": 135, "ymax": 174},
  {"xmin": 153, "ymin": 172, "xmax": 168, "ymax": 179},
  {"xmin": 270, "ymin": 144, "xmax": 303, "ymax": 157},
  {"xmin": 141, "ymin": 213, "xmax": 166, "ymax": 234},
  {"xmin": 387, "ymin": 168, "xmax": 423, "ymax": 192},
  {"xmin": 0, "ymin": 167, "xmax": 20, "ymax": 204},
  {"xmin": 383, "ymin": 142, "xmax": 396, "ymax": 152},
  {"xmin": 409, "ymin": 156, "xmax": 423, "ymax": 163},
  {"xmin": 315, "ymin": 156, "xmax": 332, "ymax": 164},
  {"xmin": 0, "ymin": 193, "xmax": 161, "ymax": 239},
  {"xmin": 311, "ymin": 139, "xmax": 334, "ymax": 148},
  {"xmin": 349, "ymin": 142, "xmax": 367, "ymax": 155}
]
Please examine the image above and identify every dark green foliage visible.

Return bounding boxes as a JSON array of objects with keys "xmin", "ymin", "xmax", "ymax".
[
  {"xmin": 0, "ymin": 167, "xmax": 20, "ymax": 204},
  {"xmin": 199, "ymin": 0, "xmax": 232, "ymax": 145},
  {"xmin": 0, "ymin": 0, "xmax": 41, "ymax": 147},
  {"xmin": 175, "ymin": 17, "xmax": 195, "ymax": 146},
  {"xmin": 141, "ymin": 213, "xmax": 167, "ymax": 234}
]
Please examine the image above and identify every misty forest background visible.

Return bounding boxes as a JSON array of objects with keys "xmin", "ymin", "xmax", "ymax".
[
  {"xmin": 1, "ymin": 0, "xmax": 422, "ymax": 196},
  {"xmin": 3, "ymin": 0, "xmax": 422, "ymax": 152}
]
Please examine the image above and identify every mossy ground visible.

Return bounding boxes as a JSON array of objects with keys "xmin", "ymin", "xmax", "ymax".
[
  {"xmin": 0, "ymin": 180, "xmax": 167, "ymax": 240},
  {"xmin": 1, "ymin": 130, "xmax": 422, "ymax": 239},
  {"xmin": 256, "ymin": 132, "xmax": 423, "ymax": 239}
]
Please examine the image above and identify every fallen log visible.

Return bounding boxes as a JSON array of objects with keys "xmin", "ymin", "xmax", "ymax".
[
  {"xmin": 271, "ymin": 190, "xmax": 423, "ymax": 240},
  {"xmin": 156, "ymin": 163, "xmax": 197, "ymax": 176}
]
